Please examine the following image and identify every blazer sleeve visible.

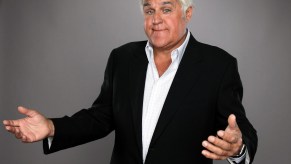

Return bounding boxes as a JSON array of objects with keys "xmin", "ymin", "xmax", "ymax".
[
  {"xmin": 43, "ymin": 50, "xmax": 116, "ymax": 154},
  {"xmin": 216, "ymin": 58, "xmax": 258, "ymax": 163}
]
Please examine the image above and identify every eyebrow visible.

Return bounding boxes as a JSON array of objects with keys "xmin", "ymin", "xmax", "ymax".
[
  {"xmin": 143, "ymin": 1, "xmax": 174, "ymax": 7},
  {"xmin": 143, "ymin": 2, "xmax": 150, "ymax": 7},
  {"xmin": 162, "ymin": 1, "xmax": 174, "ymax": 5}
]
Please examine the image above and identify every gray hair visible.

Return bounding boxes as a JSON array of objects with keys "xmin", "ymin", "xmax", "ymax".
[{"xmin": 141, "ymin": 0, "xmax": 193, "ymax": 14}]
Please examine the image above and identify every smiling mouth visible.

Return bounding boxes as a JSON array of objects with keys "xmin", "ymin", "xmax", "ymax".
[{"xmin": 152, "ymin": 29, "xmax": 166, "ymax": 32}]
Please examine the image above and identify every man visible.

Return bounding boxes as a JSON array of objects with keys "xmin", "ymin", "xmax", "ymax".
[{"xmin": 3, "ymin": 0, "xmax": 257, "ymax": 164}]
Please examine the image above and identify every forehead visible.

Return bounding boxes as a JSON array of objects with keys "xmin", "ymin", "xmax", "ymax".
[{"xmin": 143, "ymin": 0, "xmax": 178, "ymax": 7}]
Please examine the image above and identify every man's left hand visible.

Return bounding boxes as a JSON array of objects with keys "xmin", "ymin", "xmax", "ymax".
[{"xmin": 201, "ymin": 114, "xmax": 243, "ymax": 160}]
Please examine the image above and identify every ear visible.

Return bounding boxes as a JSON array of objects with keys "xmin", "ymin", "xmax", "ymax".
[{"xmin": 185, "ymin": 6, "xmax": 193, "ymax": 22}]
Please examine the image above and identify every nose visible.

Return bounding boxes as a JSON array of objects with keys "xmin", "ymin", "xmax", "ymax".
[{"xmin": 152, "ymin": 12, "xmax": 163, "ymax": 25}]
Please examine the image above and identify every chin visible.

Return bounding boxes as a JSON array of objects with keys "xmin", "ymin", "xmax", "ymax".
[
  {"xmin": 150, "ymin": 37, "xmax": 168, "ymax": 46},
  {"xmin": 150, "ymin": 40, "xmax": 168, "ymax": 48}
]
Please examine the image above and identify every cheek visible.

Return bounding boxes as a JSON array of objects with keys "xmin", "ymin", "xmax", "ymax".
[
  {"xmin": 173, "ymin": 20, "xmax": 186, "ymax": 34},
  {"xmin": 144, "ymin": 17, "xmax": 151, "ymax": 28}
]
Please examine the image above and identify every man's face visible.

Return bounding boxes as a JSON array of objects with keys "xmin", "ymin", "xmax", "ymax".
[{"xmin": 143, "ymin": 0, "xmax": 192, "ymax": 51}]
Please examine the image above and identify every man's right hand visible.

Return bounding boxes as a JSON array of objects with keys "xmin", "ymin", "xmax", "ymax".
[{"xmin": 3, "ymin": 106, "xmax": 54, "ymax": 143}]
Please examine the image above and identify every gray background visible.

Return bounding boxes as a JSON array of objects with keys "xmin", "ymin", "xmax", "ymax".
[{"xmin": 1, "ymin": 0, "xmax": 291, "ymax": 163}]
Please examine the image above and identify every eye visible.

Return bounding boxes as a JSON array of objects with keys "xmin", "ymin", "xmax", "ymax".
[
  {"xmin": 163, "ymin": 8, "xmax": 172, "ymax": 14},
  {"xmin": 145, "ymin": 9, "xmax": 154, "ymax": 15}
]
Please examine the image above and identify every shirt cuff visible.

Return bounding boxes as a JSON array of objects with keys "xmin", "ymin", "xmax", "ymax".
[
  {"xmin": 227, "ymin": 145, "xmax": 249, "ymax": 164},
  {"xmin": 47, "ymin": 137, "xmax": 54, "ymax": 149}
]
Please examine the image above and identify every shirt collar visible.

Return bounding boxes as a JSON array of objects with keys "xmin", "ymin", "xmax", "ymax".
[{"xmin": 145, "ymin": 30, "xmax": 191, "ymax": 63}]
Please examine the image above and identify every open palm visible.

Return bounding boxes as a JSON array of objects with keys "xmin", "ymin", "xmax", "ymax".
[{"xmin": 3, "ymin": 106, "xmax": 54, "ymax": 143}]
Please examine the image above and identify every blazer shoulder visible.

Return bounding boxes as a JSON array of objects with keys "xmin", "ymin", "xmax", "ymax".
[
  {"xmin": 195, "ymin": 41, "xmax": 237, "ymax": 63},
  {"xmin": 108, "ymin": 41, "xmax": 148, "ymax": 66},
  {"xmin": 112, "ymin": 41, "xmax": 147, "ymax": 54}
]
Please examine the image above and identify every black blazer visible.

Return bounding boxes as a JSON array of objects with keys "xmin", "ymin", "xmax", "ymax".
[{"xmin": 44, "ymin": 34, "xmax": 257, "ymax": 164}]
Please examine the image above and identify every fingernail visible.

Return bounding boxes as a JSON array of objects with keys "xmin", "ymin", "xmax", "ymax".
[
  {"xmin": 217, "ymin": 131, "xmax": 224, "ymax": 137},
  {"xmin": 208, "ymin": 136, "xmax": 215, "ymax": 142},
  {"xmin": 202, "ymin": 141, "xmax": 208, "ymax": 147}
]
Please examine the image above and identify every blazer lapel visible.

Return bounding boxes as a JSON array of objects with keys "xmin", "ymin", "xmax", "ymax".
[
  {"xmin": 128, "ymin": 43, "xmax": 148, "ymax": 159},
  {"xmin": 149, "ymin": 34, "xmax": 205, "ymax": 146}
]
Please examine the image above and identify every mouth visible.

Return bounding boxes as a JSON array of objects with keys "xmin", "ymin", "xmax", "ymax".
[{"xmin": 152, "ymin": 29, "xmax": 167, "ymax": 32}]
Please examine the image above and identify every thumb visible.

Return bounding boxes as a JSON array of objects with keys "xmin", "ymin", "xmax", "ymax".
[
  {"xmin": 228, "ymin": 114, "xmax": 238, "ymax": 130},
  {"xmin": 18, "ymin": 106, "xmax": 37, "ymax": 118}
]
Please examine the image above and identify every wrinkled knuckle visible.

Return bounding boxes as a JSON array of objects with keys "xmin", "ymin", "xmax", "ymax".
[
  {"xmin": 226, "ymin": 144, "xmax": 232, "ymax": 151},
  {"xmin": 8, "ymin": 120, "xmax": 13, "ymax": 125},
  {"xmin": 218, "ymin": 150, "xmax": 225, "ymax": 156},
  {"xmin": 215, "ymin": 139, "xmax": 221, "ymax": 145},
  {"xmin": 230, "ymin": 136, "xmax": 236, "ymax": 142}
]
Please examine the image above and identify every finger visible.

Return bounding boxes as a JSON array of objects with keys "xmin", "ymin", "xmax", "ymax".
[
  {"xmin": 202, "ymin": 140, "xmax": 231, "ymax": 157},
  {"xmin": 18, "ymin": 106, "xmax": 37, "ymax": 118},
  {"xmin": 217, "ymin": 130, "xmax": 225, "ymax": 138},
  {"xmin": 228, "ymin": 114, "xmax": 237, "ymax": 130},
  {"xmin": 217, "ymin": 130, "xmax": 241, "ymax": 143},
  {"xmin": 5, "ymin": 126, "xmax": 22, "ymax": 138},
  {"xmin": 201, "ymin": 149, "xmax": 228, "ymax": 160},
  {"xmin": 5, "ymin": 126, "xmax": 12, "ymax": 132},
  {"xmin": 15, "ymin": 128, "xmax": 23, "ymax": 139},
  {"xmin": 5, "ymin": 126, "xmax": 18, "ymax": 134},
  {"xmin": 3, "ymin": 120, "xmax": 20, "ymax": 127},
  {"xmin": 207, "ymin": 136, "xmax": 231, "ymax": 151}
]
